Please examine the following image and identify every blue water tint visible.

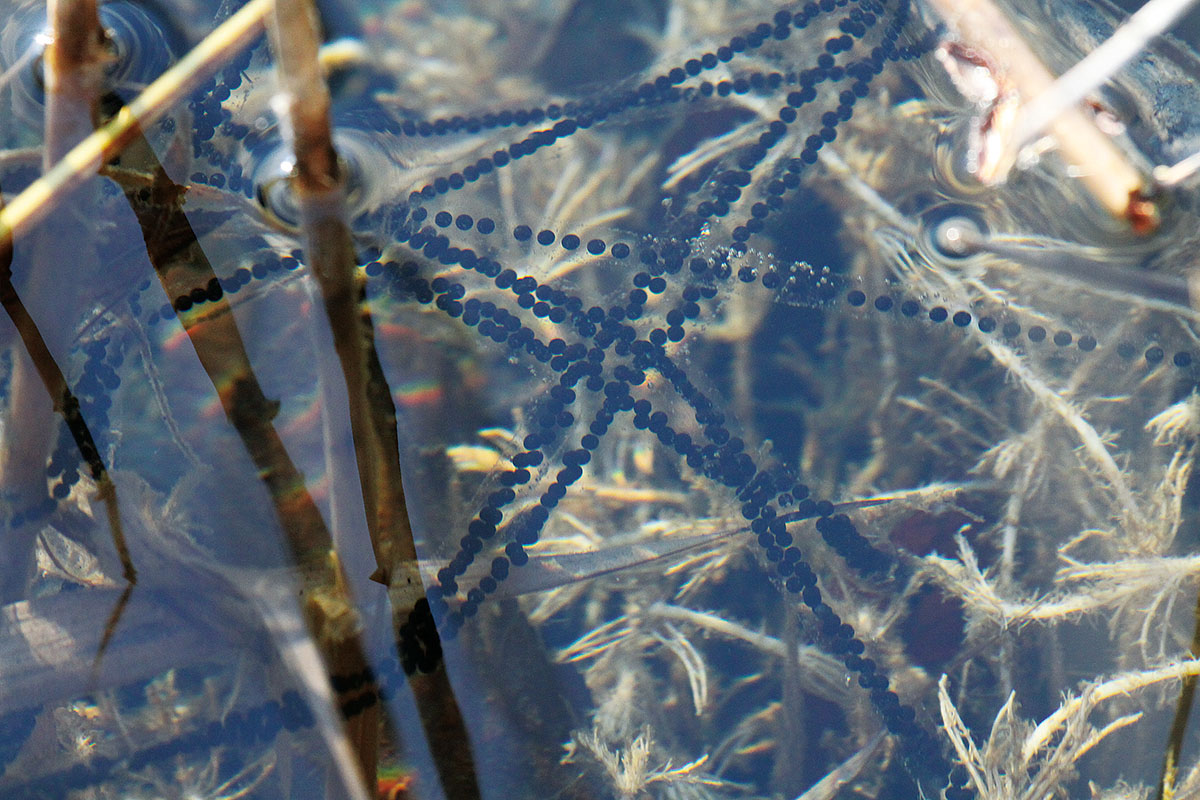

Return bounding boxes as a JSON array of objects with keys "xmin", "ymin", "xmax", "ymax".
[{"xmin": 4, "ymin": 0, "xmax": 1200, "ymax": 797}]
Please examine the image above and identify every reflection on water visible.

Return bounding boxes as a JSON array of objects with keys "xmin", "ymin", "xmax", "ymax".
[{"xmin": 4, "ymin": 0, "xmax": 1200, "ymax": 797}]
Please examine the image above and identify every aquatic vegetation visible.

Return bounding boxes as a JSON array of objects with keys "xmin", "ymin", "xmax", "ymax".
[{"xmin": 4, "ymin": 0, "xmax": 1200, "ymax": 797}]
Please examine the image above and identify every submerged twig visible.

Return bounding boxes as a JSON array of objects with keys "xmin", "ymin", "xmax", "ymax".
[
  {"xmin": 0, "ymin": 182, "xmax": 131, "ymax": 628},
  {"xmin": 0, "ymin": 0, "xmax": 112, "ymax": 601},
  {"xmin": 119, "ymin": 153, "xmax": 372, "ymax": 800},
  {"xmin": 266, "ymin": 1, "xmax": 479, "ymax": 798},
  {"xmin": 267, "ymin": 0, "xmax": 414, "ymax": 594}
]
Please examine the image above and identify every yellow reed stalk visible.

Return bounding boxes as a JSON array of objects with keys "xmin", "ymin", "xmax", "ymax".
[{"xmin": 0, "ymin": 0, "xmax": 273, "ymax": 250}]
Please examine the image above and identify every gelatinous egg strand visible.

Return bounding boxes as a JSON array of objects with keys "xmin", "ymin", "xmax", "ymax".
[
  {"xmin": 4, "ymin": 689, "xmax": 314, "ymax": 797},
  {"xmin": 7, "ymin": 336, "xmax": 124, "ymax": 530},
  {"xmin": 100, "ymin": 4, "xmax": 1200, "ymax": 776},
  {"xmin": 11, "ymin": 0, "xmax": 1194, "ymax": 794},
  {"xmin": 333, "ymin": 0, "xmax": 970, "ymax": 787},
  {"xmin": 402, "ymin": 0, "xmax": 914, "ymax": 619}
]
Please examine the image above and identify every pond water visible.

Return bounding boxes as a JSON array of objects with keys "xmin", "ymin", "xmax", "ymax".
[{"xmin": 3, "ymin": 0, "xmax": 1200, "ymax": 798}]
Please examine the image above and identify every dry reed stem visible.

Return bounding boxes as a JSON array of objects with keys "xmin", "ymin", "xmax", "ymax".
[
  {"xmin": 0, "ymin": 0, "xmax": 273, "ymax": 250},
  {"xmin": 923, "ymin": 0, "xmax": 1149, "ymax": 227},
  {"xmin": 267, "ymin": 0, "xmax": 416, "ymax": 596},
  {"xmin": 266, "ymin": 4, "xmax": 483, "ymax": 799},
  {"xmin": 43, "ymin": 0, "xmax": 107, "ymax": 163}
]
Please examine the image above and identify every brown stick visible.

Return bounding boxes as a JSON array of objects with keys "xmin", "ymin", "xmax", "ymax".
[
  {"xmin": 265, "ymin": 3, "xmax": 481, "ymax": 797},
  {"xmin": 0, "ymin": 3, "xmax": 268, "ymax": 569},
  {"xmin": 1, "ymin": 0, "xmax": 128, "ymax": 605},
  {"xmin": 43, "ymin": 0, "xmax": 107, "ymax": 164},
  {"xmin": 0, "ymin": 185, "xmax": 132, "ymax": 624},
  {"xmin": 0, "ymin": 0, "xmax": 273, "ymax": 249},
  {"xmin": 267, "ymin": 0, "xmax": 414, "ymax": 587},
  {"xmin": 122, "ymin": 165, "xmax": 334, "ymax": 557},
  {"xmin": 0, "ymin": 0, "xmax": 111, "ymax": 601},
  {"xmin": 264, "ymin": 9, "xmax": 385, "ymax": 792},
  {"xmin": 117, "ymin": 156, "xmax": 380, "ymax": 798}
]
